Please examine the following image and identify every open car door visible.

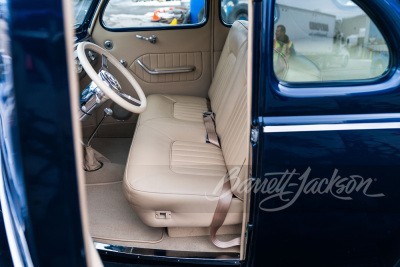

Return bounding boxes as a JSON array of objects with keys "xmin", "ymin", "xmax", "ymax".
[{"xmin": 249, "ymin": 0, "xmax": 400, "ymax": 265}]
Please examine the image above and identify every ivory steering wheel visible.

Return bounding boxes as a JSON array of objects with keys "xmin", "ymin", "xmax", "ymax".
[{"xmin": 77, "ymin": 42, "xmax": 147, "ymax": 114}]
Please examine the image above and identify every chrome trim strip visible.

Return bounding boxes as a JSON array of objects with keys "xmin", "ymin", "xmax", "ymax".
[
  {"xmin": 263, "ymin": 113, "xmax": 400, "ymax": 125},
  {"xmin": 137, "ymin": 59, "xmax": 195, "ymax": 75},
  {"xmin": 263, "ymin": 122, "xmax": 400, "ymax": 133}
]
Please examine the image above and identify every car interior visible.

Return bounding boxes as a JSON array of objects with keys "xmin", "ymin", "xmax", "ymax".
[{"xmin": 72, "ymin": 0, "xmax": 252, "ymax": 261}]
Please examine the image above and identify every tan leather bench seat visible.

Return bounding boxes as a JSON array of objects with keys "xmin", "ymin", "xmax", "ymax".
[{"xmin": 123, "ymin": 21, "xmax": 248, "ymax": 228}]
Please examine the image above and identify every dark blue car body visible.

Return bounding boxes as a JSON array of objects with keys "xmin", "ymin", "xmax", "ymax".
[{"xmin": 2, "ymin": 0, "xmax": 400, "ymax": 266}]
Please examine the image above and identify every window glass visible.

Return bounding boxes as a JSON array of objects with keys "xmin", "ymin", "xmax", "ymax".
[
  {"xmin": 102, "ymin": 0, "xmax": 206, "ymax": 29},
  {"xmin": 221, "ymin": 0, "xmax": 248, "ymax": 24},
  {"xmin": 73, "ymin": 0, "xmax": 95, "ymax": 28},
  {"xmin": 274, "ymin": 0, "xmax": 389, "ymax": 82}
]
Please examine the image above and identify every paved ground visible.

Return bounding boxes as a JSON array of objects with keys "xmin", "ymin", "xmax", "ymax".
[{"xmin": 321, "ymin": 59, "xmax": 373, "ymax": 81}]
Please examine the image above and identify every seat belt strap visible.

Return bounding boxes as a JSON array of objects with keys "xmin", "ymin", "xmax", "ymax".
[
  {"xmin": 206, "ymin": 98, "xmax": 212, "ymax": 113},
  {"xmin": 209, "ymin": 172, "xmax": 241, "ymax": 248},
  {"xmin": 203, "ymin": 112, "xmax": 220, "ymax": 148},
  {"xmin": 203, "ymin": 98, "xmax": 220, "ymax": 147},
  {"xmin": 205, "ymin": 98, "xmax": 239, "ymax": 247}
]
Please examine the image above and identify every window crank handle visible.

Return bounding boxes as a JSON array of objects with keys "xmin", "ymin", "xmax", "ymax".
[{"xmin": 136, "ymin": 34, "xmax": 157, "ymax": 44}]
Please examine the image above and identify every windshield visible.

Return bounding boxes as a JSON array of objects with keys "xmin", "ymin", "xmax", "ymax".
[{"xmin": 74, "ymin": 0, "xmax": 94, "ymax": 28}]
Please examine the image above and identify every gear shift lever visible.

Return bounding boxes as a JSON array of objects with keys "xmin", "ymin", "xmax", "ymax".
[
  {"xmin": 83, "ymin": 108, "xmax": 113, "ymax": 171},
  {"xmin": 87, "ymin": 108, "xmax": 113, "ymax": 147}
]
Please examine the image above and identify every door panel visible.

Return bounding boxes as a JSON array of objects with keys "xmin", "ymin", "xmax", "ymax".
[
  {"xmin": 90, "ymin": 4, "xmax": 212, "ymax": 98},
  {"xmin": 248, "ymin": 0, "xmax": 400, "ymax": 266}
]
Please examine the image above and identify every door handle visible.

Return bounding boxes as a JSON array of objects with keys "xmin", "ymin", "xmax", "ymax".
[{"xmin": 136, "ymin": 35, "xmax": 157, "ymax": 44}]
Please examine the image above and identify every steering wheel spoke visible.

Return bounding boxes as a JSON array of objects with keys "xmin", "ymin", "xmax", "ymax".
[
  {"xmin": 118, "ymin": 91, "xmax": 141, "ymax": 105},
  {"xmin": 101, "ymin": 54, "xmax": 108, "ymax": 71}
]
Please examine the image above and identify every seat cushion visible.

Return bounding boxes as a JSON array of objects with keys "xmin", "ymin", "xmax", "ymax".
[
  {"xmin": 123, "ymin": 126, "xmax": 243, "ymax": 227},
  {"xmin": 138, "ymin": 94, "xmax": 208, "ymax": 125}
]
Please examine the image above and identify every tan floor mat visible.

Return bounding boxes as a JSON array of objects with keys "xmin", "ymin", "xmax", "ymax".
[{"xmin": 86, "ymin": 181, "xmax": 164, "ymax": 243}]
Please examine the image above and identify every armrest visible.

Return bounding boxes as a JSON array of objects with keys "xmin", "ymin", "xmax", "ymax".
[{"xmin": 137, "ymin": 59, "xmax": 195, "ymax": 75}]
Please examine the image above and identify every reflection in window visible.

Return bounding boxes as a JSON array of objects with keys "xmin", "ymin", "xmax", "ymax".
[
  {"xmin": 74, "ymin": 0, "xmax": 94, "ymax": 28},
  {"xmin": 103, "ymin": 0, "xmax": 206, "ymax": 29},
  {"xmin": 274, "ymin": 0, "xmax": 389, "ymax": 82},
  {"xmin": 221, "ymin": 0, "xmax": 248, "ymax": 24}
]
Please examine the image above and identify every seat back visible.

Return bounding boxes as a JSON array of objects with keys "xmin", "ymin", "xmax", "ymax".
[{"xmin": 208, "ymin": 21, "xmax": 248, "ymax": 199}]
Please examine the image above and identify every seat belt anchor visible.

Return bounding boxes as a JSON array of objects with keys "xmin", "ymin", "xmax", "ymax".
[{"xmin": 203, "ymin": 111, "xmax": 213, "ymax": 117}]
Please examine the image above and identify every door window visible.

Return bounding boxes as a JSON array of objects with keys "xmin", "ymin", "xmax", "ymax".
[
  {"xmin": 274, "ymin": 0, "xmax": 389, "ymax": 82},
  {"xmin": 102, "ymin": 0, "xmax": 206, "ymax": 29}
]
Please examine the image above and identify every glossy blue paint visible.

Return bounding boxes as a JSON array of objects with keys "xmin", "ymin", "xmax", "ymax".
[
  {"xmin": 0, "ymin": 0, "xmax": 31, "ymax": 265},
  {"xmin": 251, "ymin": 129, "xmax": 400, "ymax": 266},
  {"xmin": 0, "ymin": 0, "xmax": 86, "ymax": 266},
  {"xmin": 248, "ymin": 0, "xmax": 400, "ymax": 265}
]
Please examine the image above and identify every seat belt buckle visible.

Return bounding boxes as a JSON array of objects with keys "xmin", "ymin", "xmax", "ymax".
[{"xmin": 203, "ymin": 111, "xmax": 213, "ymax": 117}]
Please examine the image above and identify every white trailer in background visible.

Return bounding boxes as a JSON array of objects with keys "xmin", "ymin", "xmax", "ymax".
[{"xmin": 275, "ymin": 4, "xmax": 349, "ymax": 68}]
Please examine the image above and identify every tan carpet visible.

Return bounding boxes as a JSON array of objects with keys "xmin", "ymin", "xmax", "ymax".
[
  {"xmin": 86, "ymin": 181, "xmax": 164, "ymax": 243},
  {"xmin": 85, "ymin": 162, "xmax": 125, "ymax": 184},
  {"xmin": 90, "ymin": 138, "xmax": 132, "ymax": 165}
]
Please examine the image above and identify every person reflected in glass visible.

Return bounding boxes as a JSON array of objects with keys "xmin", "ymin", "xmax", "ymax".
[
  {"xmin": 274, "ymin": 25, "xmax": 295, "ymax": 78},
  {"xmin": 274, "ymin": 25, "xmax": 295, "ymax": 57}
]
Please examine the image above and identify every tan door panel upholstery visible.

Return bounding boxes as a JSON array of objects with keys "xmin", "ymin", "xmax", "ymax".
[
  {"xmin": 91, "ymin": 17, "xmax": 212, "ymax": 98},
  {"xmin": 131, "ymin": 52, "xmax": 203, "ymax": 83},
  {"xmin": 123, "ymin": 21, "xmax": 249, "ymax": 228}
]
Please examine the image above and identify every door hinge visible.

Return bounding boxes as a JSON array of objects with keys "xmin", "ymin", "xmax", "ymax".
[
  {"xmin": 245, "ymin": 223, "xmax": 254, "ymax": 237},
  {"xmin": 250, "ymin": 128, "xmax": 259, "ymax": 144}
]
